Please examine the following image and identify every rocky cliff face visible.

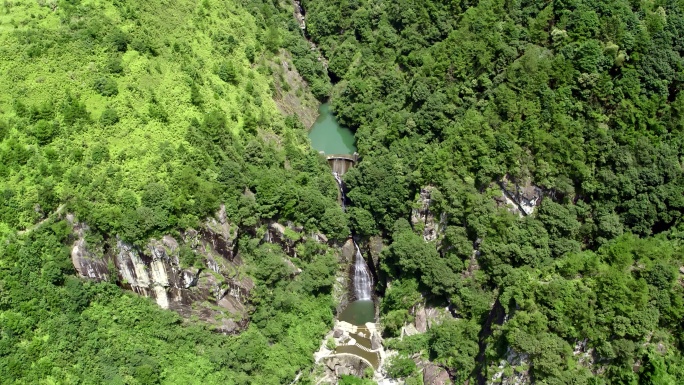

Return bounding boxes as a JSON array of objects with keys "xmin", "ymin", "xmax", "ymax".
[
  {"xmin": 69, "ymin": 206, "xmax": 253, "ymax": 333},
  {"xmin": 411, "ymin": 186, "xmax": 447, "ymax": 242},
  {"xmin": 495, "ymin": 175, "xmax": 543, "ymax": 216},
  {"xmin": 69, "ymin": 207, "xmax": 335, "ymax": 333}
]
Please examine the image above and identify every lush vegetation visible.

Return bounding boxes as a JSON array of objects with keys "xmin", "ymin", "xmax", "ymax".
[
  {"xmin": 2, "ymin": 0, "xmax": 684, "ymax": 383},
  {"xmin": 0, "ymin": 0, "xmax": 344, "ymax": 384},
  {"xmin": 0, "ymin": 222, "xmax": 340, "ymax": 384},
  {"xmin": 302, "ymin": 0, "xmax": 684, "ymax": 383},
  {"xmin": 0, "ymin": 0, "xmax": 342, "ymax": 241}
]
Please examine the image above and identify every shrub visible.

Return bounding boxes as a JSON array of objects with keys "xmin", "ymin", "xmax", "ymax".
[
  {"xmin": 94, "ymin": 77, "xmax": 118, "ymax": 96},
  {"xmin": 148, "ymin": 104, "xmax": 168, "ymax": 122},
  {"xmin": 100, "ymin": 108, "xmax": 120, "ymax": 126},
  {"xmin": 217, "ymin": 61, "xmax": 238, "ymax": 84},
  {"xmin": 386, "ymin": 354, "xmax": 417, "ymax": 379}
]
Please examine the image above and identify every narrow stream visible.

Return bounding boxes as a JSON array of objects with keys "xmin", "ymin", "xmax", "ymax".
[
  {"xmin": 308, "ymin": 101, "xmax": 375, "ymax": 327},
  {"xmin": 300, "ymin": 4, "xmax": 380, "ymax": 370}
]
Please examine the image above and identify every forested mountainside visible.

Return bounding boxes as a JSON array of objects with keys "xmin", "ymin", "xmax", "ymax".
[
  {"xmin": 0, "ymin": 0, "xmax": 347, "ymax": 383},
  {"xmin": 301, "ymin": 0, "xmax": 684, "ymax": 383},
  {"xmin": 1, "ymin": 0, "xmax": 683, "ymax": 384}
]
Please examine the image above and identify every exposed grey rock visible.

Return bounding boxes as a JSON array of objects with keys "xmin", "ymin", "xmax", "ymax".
[
  {"xmin": 368, "ymin": 236, "xmax": 384, "ymax": 272},
  {"xmin": 371, "ymin": 333, "xmax": 383, "ymax": 350},
  {"xmin": 415, "ymin": 306, "xmax": 428, "ymax": 333},
  {"xmin": 326, "ymin": 357, "xmax": 339, "ymax": 371},
  {"xmin": 70, "ymin": 208, "xmax": 253, "ymax": 334},
  {"xmin": 497, "ymin": 175, "xmax": 543, "ymax": 216},
  {"xmin": 322, "ymin": 355, "xmax": 369, "ymax": 378},
  {"xmin": 490, "ymin": 347, "xmax": 532, "ymax": 385},
  {"xmin": 314, "ymin": 232, "xmax": 328, "ymax": 243},
  {"xmin": 411, "ymin": 186, "xmax": 446, "ymax": 242},
  {"xmin": 333, "ymin": 329, "xmax": 343, "ymax": 338},
  {"xmin": 341, "ymin": 238, "xmax": 356, "ymax": 265},
  {"xmin": 402, "ymin": 323, "xmax": 419, "ymax": 337},
  {"xmin": 423, "ymin": 363, "xmax": 451, "ymax": 385},
  {"xmin": 335, "ymin": 366, "xmax": 352, "ymax": 377}
]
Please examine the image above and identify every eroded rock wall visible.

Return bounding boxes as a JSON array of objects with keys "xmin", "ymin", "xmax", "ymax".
[
  {"xmin": 70, "ymin": 206, "xmax": 253, "ymax": 333},
  {"xmin": 411, "ymin": 186, "xmax": 447, "ymax": 242},
  {"xmin": 495, "ymin": 174, "xmax": 543, "ymax": 216}
]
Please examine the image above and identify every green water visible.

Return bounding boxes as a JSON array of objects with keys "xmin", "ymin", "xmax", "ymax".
[
  {"xmin": 338, "ymin": 300, "xmax": 375, "ymax": 326},
  {"xmin": 308, "ymin": 103, "xmax": 357, "ymax": 155},
  {"xmin": 335, "ymin": 345, "xmax": 380, "ymax": 369}
]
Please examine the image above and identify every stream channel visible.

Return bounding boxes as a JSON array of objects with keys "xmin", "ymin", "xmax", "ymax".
[{"xmin": 308, "ymin": 104, "xmax": 375, "ymax": 326}]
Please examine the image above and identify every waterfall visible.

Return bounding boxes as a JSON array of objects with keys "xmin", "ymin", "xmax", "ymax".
[
  {"xmin": 331, "ymin": 170, "xmax": 371, "ymax": 300},
  {"xmin": 353, "ymin": 242, "xmax": 372, "ymax": 300},
  {"xmin": 332, "ymin": 171, "xmax": 346, "ymax": 211}
]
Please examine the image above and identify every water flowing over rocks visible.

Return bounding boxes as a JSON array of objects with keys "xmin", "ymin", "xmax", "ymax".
[{"xmin": 352, "ymin": 242, "xmax": 372, "ymax": 301}]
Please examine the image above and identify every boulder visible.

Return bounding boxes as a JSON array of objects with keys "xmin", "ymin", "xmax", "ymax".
[
  {"xmin": 371, "ymin": 333, "xmax": 383, "ymax": 350},
  {"xmin": 341, "ymin": 238, "xmax": 356, "ymax": 264},
  {"xmin": 326, "ymin": 357, "xmax": 339, "ymax": 371},
  {"xmin": 423, "ymin": 363, "xmax": 451, "ymax": 385}
]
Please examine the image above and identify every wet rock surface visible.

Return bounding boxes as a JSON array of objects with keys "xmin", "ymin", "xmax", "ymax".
[{"xmin": 334, "ymin": 238, "xmax": 356, "ymax": 314}]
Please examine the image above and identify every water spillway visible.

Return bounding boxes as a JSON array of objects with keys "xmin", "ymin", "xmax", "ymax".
[
  {"xmin": 333, "ymin": 172, "xmax": 346, "ymax": 211},
  {"xmin": 328, "ymin": 155, "xmax": 357, "ymax": 175}
]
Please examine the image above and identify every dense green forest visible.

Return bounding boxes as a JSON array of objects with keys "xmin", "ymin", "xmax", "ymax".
[
  {"xmin": 301, "ymin": 0, "xmax": 684, "ymax": 383},
  {"xmin": 1, "ymin": 0, "xmax": 684, "ymax": 384},
  {"xmin": 0, "ymin": 0, "xmax": 345, "ymax": 384}
]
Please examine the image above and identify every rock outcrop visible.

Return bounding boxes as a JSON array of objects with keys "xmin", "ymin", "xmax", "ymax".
[
  {"xmin": 333, "ymin": 238, "xmax": 357, "ymax": 314},
  {"xmin": 69, "ymin": 206, "xmax": 333, "ymax": 333},
  {"xmin": 489, "ymin": 348, "xmax": 531, "ymax": 385},
  {"xmin": 495, "ymin": 175, "xmax": 543, "ymax": 216},
  {"xmin": 411, "ymin": 186, "xmax": 446, "ymax": 242},
  {"xmin": 422, "ymin": 362, "xmax": 451, "ymax": 385},
  {"xmin": 70, "ymin": 206, "xmax": 253, "ymax": 333}
]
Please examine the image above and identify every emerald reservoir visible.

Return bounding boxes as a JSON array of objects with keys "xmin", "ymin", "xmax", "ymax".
[{"xmin": 308, "ymin": 103, "xmax": 357, "ymax": 155}]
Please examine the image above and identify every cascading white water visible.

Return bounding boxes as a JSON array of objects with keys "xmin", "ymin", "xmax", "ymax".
[
  {"xmin": 332, "ymin": 171, "xmax": 346, "ymax": 211},
  {"xmin": 353, "ymin": 242, "xmax": 372, "ymax": 300}
]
